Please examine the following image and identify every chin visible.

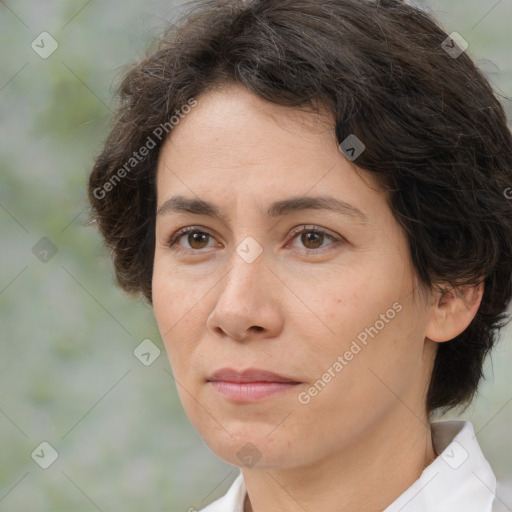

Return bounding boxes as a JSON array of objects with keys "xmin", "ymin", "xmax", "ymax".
[{"xmin": 195, "ymin": 422, "xmax": 305, "ymax": 470}]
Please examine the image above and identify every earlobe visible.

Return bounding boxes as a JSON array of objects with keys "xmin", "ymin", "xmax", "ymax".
[{"xmin": 425, "ymin": 281, "xmax": 484, "ymax": 343}]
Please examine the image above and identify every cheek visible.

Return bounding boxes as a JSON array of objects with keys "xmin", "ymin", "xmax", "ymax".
[
  {"xmin": 303, "ymin": 263, "xmax": 425, "ymax": 392},
  {"xmin": 152, "ymin": 261, "xmax": 202, "ymax": 369},
  {"xmin": 314, "ymin": 266, "xmax": 401, "ymax": 346},
  {"xmin": 152, "ymin": 254, "xmax": 202, "ymax": 328},
  {"xmin": 295, "ymin": 308, "xmax": 427, "ymax": 440}
]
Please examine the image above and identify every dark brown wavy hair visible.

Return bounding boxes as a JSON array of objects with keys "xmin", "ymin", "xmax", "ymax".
[{"xmin": 88, "ymin": 0, "xmax": 512, "ymax": 414}]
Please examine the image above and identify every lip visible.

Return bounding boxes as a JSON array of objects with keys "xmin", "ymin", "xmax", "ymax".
[
  {"xmin": 208, "ymin": 367, "xmax": 299, "ymax": 383},
  {"xmin": 207, "ymin": 367, "xmax": 301, "ymax": 402}
]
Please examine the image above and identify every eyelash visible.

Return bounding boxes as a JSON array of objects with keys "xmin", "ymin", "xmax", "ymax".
[{"xmin": 166, "ymin": 225, "xmax": 343, "ymax": 254}]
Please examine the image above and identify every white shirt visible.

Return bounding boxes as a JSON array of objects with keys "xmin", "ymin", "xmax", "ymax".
[{"xmin": 199, "ymin": 421, "xmax": 497, "ymax": 512}]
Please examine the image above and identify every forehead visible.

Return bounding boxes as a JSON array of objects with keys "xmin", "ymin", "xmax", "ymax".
[
  {"xmin": 158, "ymin": 83, "xmax": 335, "ymax": 168},
  {"xmin": 170, "ymin": 82, "xmax": 334, "ymax": 139},
  {"xmin": 155, "ymin": 83, "xmax": 378, "ymax": 216}
]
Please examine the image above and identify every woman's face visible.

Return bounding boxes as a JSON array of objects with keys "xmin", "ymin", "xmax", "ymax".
[{"xmin": 152, "ymin": 83, "xmax": 436, "ymax": 469}]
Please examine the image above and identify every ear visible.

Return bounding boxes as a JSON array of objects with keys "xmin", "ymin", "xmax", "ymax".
[{"xmin": 426, "ymin": 281, "xmax": 484, "ymax": 343}]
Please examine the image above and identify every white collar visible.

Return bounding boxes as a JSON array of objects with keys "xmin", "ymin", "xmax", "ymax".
[{"xmin": 199, "ymin": 421, "xmax": 496, "ymax": 512}]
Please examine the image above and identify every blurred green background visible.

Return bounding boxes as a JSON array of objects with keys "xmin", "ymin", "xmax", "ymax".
[{"xmin": 1, "ymin": 1, "xmax": 511, "ymax": 511}]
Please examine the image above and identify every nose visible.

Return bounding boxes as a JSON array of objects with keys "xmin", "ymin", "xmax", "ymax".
[{"xmin": 206, "ymin": 248, "xmax": 284, "ymax": 343}]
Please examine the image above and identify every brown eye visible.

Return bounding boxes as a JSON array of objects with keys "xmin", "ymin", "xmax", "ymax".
[
  {"xmin": 168, "ymin": 228, "xmax": 216, "ymax": 251},
  {"xmin": 288, "ymin": 225, "xmax": 342, "ymax": 253},
  {"xmin": 167, "ymin": 225, "xmax": 342, "ymax": 254},
  {"xmin": 186, "ymin": 231, "xmax": 211, "ymax": 249},
  {"xmin": 300, "ymin": 231, "xmax": 325, "ymax": 249}
]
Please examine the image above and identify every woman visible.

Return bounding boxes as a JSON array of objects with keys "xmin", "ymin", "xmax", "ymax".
[{"xmin": 88, "ymin": 1, "xmax": 512, "ymax": 510}]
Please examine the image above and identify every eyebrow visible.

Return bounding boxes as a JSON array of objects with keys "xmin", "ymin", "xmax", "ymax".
[{"xmin": 156, "ymin": 194, "xmax": 368, "ymax": 223}]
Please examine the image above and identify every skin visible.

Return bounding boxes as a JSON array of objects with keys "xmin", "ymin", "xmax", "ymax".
[{"xmin": 152, "ymin": 82, "xmax": 483, "ymax": 512}]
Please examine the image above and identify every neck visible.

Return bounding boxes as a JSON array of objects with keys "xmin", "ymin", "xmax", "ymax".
[{"xmin": 242, "ymin": 410, "xmax": 436, "ymax": 512}]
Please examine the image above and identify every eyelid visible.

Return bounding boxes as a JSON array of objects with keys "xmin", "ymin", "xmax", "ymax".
[
  {"xmin": 166, "ymin": 225, "xmax": 219, "ymax": 248},
  {"xmin": 285, "ymin": 224, "xmax": 342, "ymax": 252},
  {"xmin": 287, "ymin": 224, "xmax": 340, "ymax": 241}
]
